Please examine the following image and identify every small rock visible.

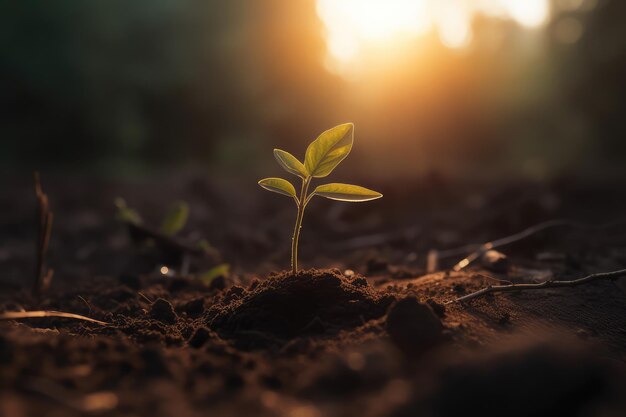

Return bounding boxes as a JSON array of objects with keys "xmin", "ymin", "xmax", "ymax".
[
  {"xmin": 452, "ymin": 284, "xmax": 466, "ymax": 294},
  {"xmin": 386, "ymin": 296, "xmax": 443, "ymax": 357},
  {"xmin": 426, "ymin": 299, "xmax": 446, "ymax": 318},
  {"xmin": 149, "ymin": 298, "xmax": 177, "ymax": 324},
  {"xmin": 226, "ymin": 285, "xmax": 244, "ymax": 296},
  {"xmin": 481, "ymin": 250, "xmax": 509, "ymax": 273},
  {"xmin": 183, "ymin": 298, "xmax": 205, "ymax": 317},
  {"xmin": 189, "ymin": 327, "xmax": 212, "ymax": 348},
  {"xmin": 209, "ymin": 275, "xmax": 227, "ymax": 291},
  {"xmin": 351, "ymin": 277, "xmax": 369, "ymax": 288}
]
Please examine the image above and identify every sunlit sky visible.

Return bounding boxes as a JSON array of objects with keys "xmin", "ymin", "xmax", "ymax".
[{"xmin": 316, "ymin": 0, "xmax": 591, "ymax": 75}]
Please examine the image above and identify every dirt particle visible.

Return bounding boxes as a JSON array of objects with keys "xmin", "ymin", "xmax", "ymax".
[
  {"xmin": 452, "ymin": 284, "xmax": 466, "ymax": 294},
  {"xmin": 183, "ymin": 297, "xmax": 205, "ymax": 317},
  {"xmin": 386, "ymin": 296, "xmax": 443, "ymax": 356},
  {"xmin": 188, "ymin": 327, "xmax": 212, "ymax": 348},
  {"xmin": 351, "ymin": 277, "xmax": 369, "ymax": 288},
  {"xmin": 498, "ymin": 312, "xmax": 511, "ymax": 325},
  {"xmin": 149, "ymin": 298, "xmax": 177, "ymax": 324},
  {"xmin": 209, "ymin": 275, "xmax": 227, "ymax": 291},
  {"xmin": 426, "ymin": 299, "xmax": 446, "ymax": 318}
]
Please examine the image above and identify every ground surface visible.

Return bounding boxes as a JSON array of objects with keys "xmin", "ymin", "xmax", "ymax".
[{"xmin": 1, "ymin": 172, "xmax": 626, "ymax": 417}]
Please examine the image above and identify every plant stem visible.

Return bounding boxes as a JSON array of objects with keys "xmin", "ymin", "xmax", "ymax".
[{"xmin": 291, "ymin": 177, "xmax": 311, "ymax": 274}]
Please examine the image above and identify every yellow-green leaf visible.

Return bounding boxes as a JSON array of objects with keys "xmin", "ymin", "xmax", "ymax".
[
  {"xmin": 160, "ymin": 201, "xmax": 189, "ymax": 236},
  {"xmin": 114, "ymin": 197, "xmax": 142, "ymax": 225},
  {"xmin": 258, "ymin": 178, "xmax": 297, "ymax": 199},
  {"xmin": 305, "ymin": 123, "xmax": 354, "ymax": 178},
  {"xmin": 199, "ymin": 263, "xmax": 230, "ymax": 284},
  {"xmin": 274, "ymin": 149, "xmax": 309, "ymax": 178},
  {"xmin": 311, "ymin": 183, "xmax": 382, "ymax": 202}
]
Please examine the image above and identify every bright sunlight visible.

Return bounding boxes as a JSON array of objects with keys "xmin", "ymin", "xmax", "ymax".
[{"xmin": 317, "ymin": 0, "xmax": 552, "ymax": 73}]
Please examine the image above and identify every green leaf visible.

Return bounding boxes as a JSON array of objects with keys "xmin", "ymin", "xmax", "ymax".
[
  {"xmin": 311, "ymin": 183, "xmax": 382, "ymax": 202},
  {"xmin": 199, "ymin": 263, "xmax": 230, "ymax": 284},
  {"xmin": 274, "ymin": 149, "xmax": 309, "ymax": 178},
  {"xmin": 258, "ymin": 178, "xmax": 297, "ymax": 199},
  {"xmin": 114, "ymin": 197, "xmax": 142, "ymax": 225},
  {"xmin": 305, "ymin": 123, "xmax": 354, "ymax": 178},
  {"xmin": 160, "ymin": 201, "xmax": 189, "ymax": 236}
]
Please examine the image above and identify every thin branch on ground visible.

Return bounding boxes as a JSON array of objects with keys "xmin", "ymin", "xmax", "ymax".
[
  {"xmin": 0, "ymin": 310, "xmax": 108, "ymax": 325},
  {"xmin": 447, "ymin": 218, "xmax": 625, "ymax": 272},
  {"xmin": 33, "ymin": 171, "xmax": 54, "ymax": 296},
  {"xmin": 447, "ymin": 268, "xmax": 626, "ymax": 304}
]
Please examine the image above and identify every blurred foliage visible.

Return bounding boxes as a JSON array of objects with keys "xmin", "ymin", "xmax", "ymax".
[{"xmin": 0, "ymin": 0, "xmax": 624, "ymax": 180}]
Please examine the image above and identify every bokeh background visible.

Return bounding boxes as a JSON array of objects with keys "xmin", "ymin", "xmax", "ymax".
[{"xmin": 1, "ymin": 0, "xmax": 625, "ymax": 181}]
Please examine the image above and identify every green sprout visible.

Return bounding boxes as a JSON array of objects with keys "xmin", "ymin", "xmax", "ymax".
[{"xmin": 259, "ymin": 123, "xmax": 382, "ymax": 274}]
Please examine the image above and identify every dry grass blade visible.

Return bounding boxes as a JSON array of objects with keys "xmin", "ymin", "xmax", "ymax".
[
  {"xmin": 34, "ymin": 171, "xmax": 54, "ymax": 296},
  {"xmin": 0, "ymin": 311, "xmax": 108, "ymax": 325}
]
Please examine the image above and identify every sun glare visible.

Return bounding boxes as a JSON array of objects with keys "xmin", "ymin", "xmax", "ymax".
[{"xmin": 317, "ymin": 0, "xmax": 553, "ymax": 74}]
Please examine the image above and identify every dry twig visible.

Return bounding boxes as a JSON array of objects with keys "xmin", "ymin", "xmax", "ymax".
[
  {"xmin": 0, "ymin": 310, "xmax": 108, "ymax": 325},
  {"xmin": 448, "ymin": 268, "xmax": 626, "ymax": 304},
  {"xmin": 445, "ymin": 218, "xmax": 625, "ymax": 272},
  {"xmin": 33, "ymin": 172, "xmax": 54, "ymax": 296}
]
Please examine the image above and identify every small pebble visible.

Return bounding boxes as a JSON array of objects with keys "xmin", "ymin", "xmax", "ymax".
[
  {"xmin": 149, "ymin": 298, "xmax": 177, "ymax": 324},
  {"xmin": 189, "ymin": 327, "xmax": 212, "ymax": 348}
]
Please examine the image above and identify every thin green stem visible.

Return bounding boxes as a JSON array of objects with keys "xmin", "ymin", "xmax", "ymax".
[{"xmin": 291, "ymin": 176, "xmax": 311, "ymax": 274}]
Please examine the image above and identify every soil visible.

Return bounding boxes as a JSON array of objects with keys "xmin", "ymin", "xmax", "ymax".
[{"xmin": 1, "ymin": 173, "xmax": 626, "ymax": 417}]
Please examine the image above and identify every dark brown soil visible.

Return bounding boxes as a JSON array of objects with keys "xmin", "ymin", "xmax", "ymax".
[
  {"xmin": 208, "ymin": 270, "xmax": 395, "ymax": 349},
  {"xmin": 2, "ymin": 174, "xmax": 626, "ymax": 417}
]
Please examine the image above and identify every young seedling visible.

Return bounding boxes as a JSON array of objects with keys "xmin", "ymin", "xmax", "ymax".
[{"xmin": 259, "ymin": 123, "xmax": 382, "ymax": 274}]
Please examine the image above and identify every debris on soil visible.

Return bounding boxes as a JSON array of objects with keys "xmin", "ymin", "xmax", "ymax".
[
  {"xmin": 149, "ymin": 298, "xmax": 178, "ymax": 324},
  {"xmin": 426, "ymin": 299, "xmax": 446, "ymax": 318},
  {"xmin": 481, "ymin": 249, "xmax": 509, "ymax": 273},
  {"xmin": 386, "ymin": 296, "xmax": 444, "ymax": 357},
  {"xmin": 3, "ymin": 177, "xmax": 626, "ymax": 417},
  {"xmin": 207, "ymin": 269, "xmax": 395, "ymax": 348},
  {"xmin": 209, "ymin": 275, "xmax": 227, "ymax": 291},
  {"xmin": 188, "ymin": 327, "xmax": 213, "ymax": 348},
  {"xmin": 182, "ymin": 297, "xmax": 205, "ymax": 317}
]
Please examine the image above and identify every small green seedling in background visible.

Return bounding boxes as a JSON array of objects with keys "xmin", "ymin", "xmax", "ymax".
[
  {"xmin": 114, "ymin": 197, "xmax": 142, "ymax": 226},
  {"xmin": 259, "ymin": 123, "xmax": 382, "ymax": 274},
  {"xmin": 114, "ymin": 198, "xmax": 225, "ymax": 280},
  {"xmin": 114, "ymin": 198, "xmax": 189, "ymax": 237},
  {"xmin": 160, "ymin": 201, "xmax": 189, "ymax": 237}
]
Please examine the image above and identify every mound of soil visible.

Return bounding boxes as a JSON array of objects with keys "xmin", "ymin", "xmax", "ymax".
[
  {"xmin": 207, "ymin": 270, "xmax": 395, "ymax": 348},
  {"xmin": 386, "ymin": 296, "xmax": 444, "ymax": 357}
]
